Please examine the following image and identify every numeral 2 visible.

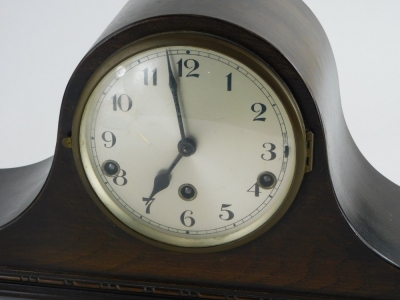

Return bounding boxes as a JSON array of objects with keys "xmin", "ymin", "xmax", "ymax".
[{"xmin": 251, "ymin": 103, "xmax": 267, "ymax": 121}]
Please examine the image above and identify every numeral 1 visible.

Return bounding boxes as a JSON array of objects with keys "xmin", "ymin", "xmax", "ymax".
[{"xmin": 226, "ymin": 73, "xmax": 232, "ymax": 91}]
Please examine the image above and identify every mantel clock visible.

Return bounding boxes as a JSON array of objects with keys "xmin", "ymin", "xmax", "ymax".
[{"xmin": 1, "ymin": 1, "xmax": 400, "ymax": 299}]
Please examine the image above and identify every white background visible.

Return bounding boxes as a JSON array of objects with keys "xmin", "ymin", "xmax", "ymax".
[{"xmin": 0, "ymin": 1, "xmax": 399, "ymax": 185}]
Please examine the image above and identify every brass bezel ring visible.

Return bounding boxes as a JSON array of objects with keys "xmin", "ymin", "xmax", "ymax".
[{"xmin": 72, "ymin": 32, "xmax": 307, "ymax": 253}]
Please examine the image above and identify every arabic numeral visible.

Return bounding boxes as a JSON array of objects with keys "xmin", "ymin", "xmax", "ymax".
[
  {"xmin": 113, "ymin": 169, "xmax": 128, "ymax": 186},
  {"xmin": 262, "ymin": 143, "xmax": 276, "ymax": 161},
  {"xmin": 226, "ymin": 73, "xmax": 232, "ymax": 91},
  {"xmin": 219, "ymin": 204, "xmax": 234, "ymax": 221},
  {"xmin": 251, "ymin": 103, "xmax": 267, "ymax": 121},
  {"xmin": 112, "ymin": 94, "xmax": 132, "ymax": 112},
  {"xmin": 177, "ymin": 59, "xmax": 200, "ymax": 78},
  {"xmin": 142, "ymin": 197, "xmax": 155, "ymax": 214},
  {"xmin": 180, "ymin": 210, "xmax": 195, "ymax": 227},
  {"xmin": 102, "ymin": 131, "xmax": 116, "ymax": 148},
  {"xmin": 247, "ymin": 183, "xmax": 261, "ymax": 197},
  {"xmin": 143, "ymin": 67, "xmax": 157, "ymax": 86}
]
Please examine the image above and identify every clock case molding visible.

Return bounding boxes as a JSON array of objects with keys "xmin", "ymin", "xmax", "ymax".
[{"xmin": 1, "ymin": 1, "xmax": 400, "ymax": 299}]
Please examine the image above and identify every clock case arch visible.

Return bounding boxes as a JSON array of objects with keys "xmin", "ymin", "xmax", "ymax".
[
  {"xmin": 66, "ymin": 0, "xmax": 400, "ymax": 266},
  {"xmin": 78, "ymin": 0, "xmax": 400, "ymax": 268}
]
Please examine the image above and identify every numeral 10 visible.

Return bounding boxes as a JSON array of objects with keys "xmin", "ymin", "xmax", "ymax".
[{"xmin": 112, "ymin": 94, "xmax": 132, "ymax": 112}]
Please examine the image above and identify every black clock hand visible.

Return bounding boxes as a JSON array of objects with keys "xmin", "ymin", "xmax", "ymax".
[
  {"xmin": 143, "ymin": 154, "xmax": 182, "ymax": 214},
  {"xmin": 142, "ymin": 52, "xmax": 198, "ymax": 214},
  {"xmin": 143, "ymin": 134, "xmax": 197, "ymax": 212},
  {"xmin": 148, "ymin": 153, "xmax": 183, "ymax": 199},
  {"xmin": 166, "ymin": 50, "xmax": 186, "ymax": 140}
]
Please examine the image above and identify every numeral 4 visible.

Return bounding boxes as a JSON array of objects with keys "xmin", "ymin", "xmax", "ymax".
[{"xmin": 247, "ymin": 183, "xmax": 261, "ymax": 197}]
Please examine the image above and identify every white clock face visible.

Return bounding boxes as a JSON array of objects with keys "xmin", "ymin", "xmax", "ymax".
[{"xmin": 78, "ymin": 38, "xmax": 305, "ymax": 249}]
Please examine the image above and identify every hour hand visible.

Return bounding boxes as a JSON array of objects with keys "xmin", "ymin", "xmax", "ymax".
[
  {"xmin": 142, "ymin": 172, "xmax": 170, "ymax": 214},
  {"xmin": 149, "ymin": 172, "xmax": 171, "ymax": 199},
  {"xmin": 142, "ymin": 153, "xmax": 183, "ymax": 214}
]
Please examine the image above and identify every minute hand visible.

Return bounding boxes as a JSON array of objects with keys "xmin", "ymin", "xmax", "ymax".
[{"xmin": 166, "ymin": 50, "xmax": 186, "ymax": 140}]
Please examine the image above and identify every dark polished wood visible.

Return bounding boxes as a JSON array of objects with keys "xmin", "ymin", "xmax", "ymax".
[
  {"xmin": 0, "ymin": 157, "xmax": 52, "ymax": 228},
  {"xmin": 1, "ymin": 1, "xmax": 400, "ymax": 299}
]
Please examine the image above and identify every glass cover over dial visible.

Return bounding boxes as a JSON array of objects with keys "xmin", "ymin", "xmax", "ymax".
[{"xmin": 77, "ymin": 35, "xmax": 306, "ymax": 250}]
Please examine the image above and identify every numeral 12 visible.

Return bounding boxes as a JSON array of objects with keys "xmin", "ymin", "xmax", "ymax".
[{"xmin": 177, "ymin": 59, "xmax": 200, "ymax": 78}]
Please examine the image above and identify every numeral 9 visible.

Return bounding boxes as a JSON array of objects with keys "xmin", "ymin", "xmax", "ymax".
[{"xmin": 102, "ymin": 131, "xmax": 116, "ymax": 148}]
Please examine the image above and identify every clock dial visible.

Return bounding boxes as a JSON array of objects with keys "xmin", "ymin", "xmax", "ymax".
[{"xmin": 77, "ymin": 34, "xmax": 306, "ymax": 249}]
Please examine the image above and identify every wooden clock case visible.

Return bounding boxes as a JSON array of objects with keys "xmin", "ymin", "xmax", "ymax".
[{"xmin": 1, "ymin": 1, "xmax": 400, "ymax": 299}]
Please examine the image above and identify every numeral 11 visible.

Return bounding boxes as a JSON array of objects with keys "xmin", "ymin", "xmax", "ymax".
[{"xmin": 143, "ymin": 68, "xmax": 157, "ymax": 86}]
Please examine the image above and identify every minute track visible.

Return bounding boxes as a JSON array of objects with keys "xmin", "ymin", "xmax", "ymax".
[
  {"xmin": 80, "ymin": 37, "xmax": 302, "ymax": 248},
  {"xmin": 93, "ymin": 50, "xmax": 289, "ymax": 229}
]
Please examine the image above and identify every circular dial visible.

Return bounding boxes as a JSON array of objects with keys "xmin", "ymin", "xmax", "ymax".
[{"xmin": 77, "ymin": 34, "xmax": 306, "ymax": 250}]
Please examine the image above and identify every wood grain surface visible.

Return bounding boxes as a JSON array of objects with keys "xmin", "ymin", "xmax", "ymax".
[{"xmin": 0, "ymin": 157, "xmax": 52, "ymax": 228}]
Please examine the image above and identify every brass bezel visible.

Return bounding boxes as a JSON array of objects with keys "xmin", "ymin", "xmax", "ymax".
[{"xmin": 72, "ymin": 32, "xmax": 307, "ymax": 253}]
